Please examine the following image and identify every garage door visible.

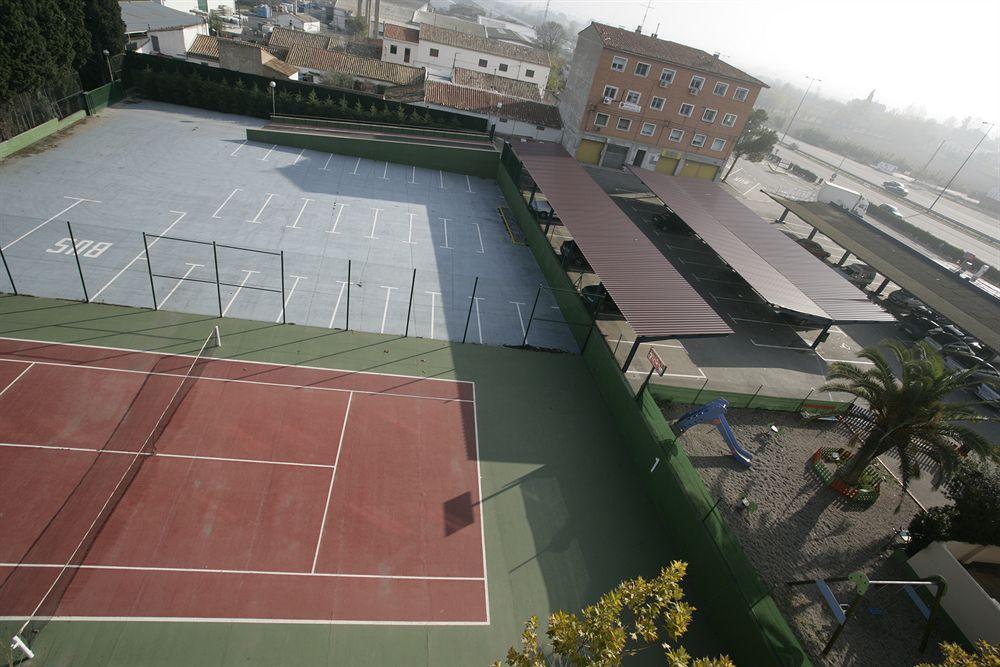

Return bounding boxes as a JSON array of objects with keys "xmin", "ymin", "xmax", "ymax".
[
  {"xmin": 679, "ymin": 161, "xmax": 719, "ymax": 180},
  {"xmin": 575, "ymin": 140, "xmax": 603, "ymax": 165},
  {"xmin": 601, "ymin": 144, "xmax": 629, "ymax": 170},
  {"xmin": 655, "ymin": 157, "xmax": 679, "ymax": 174}
]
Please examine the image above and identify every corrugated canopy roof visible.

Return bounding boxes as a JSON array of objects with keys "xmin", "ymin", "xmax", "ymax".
[
  {"xmin": 515, "ymin": 143, "xmax": 731, "ymax": 339},
  {"xmin": 629, "ymin": 168, "xmax": 893, "ymax": 323}
]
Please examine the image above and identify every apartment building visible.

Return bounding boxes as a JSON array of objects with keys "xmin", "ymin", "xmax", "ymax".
[{"xmin": 560, "ymin": 22, "xmax": 767, "ymax": 180}]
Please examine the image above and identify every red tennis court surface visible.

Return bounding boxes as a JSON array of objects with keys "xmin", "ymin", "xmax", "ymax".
[{"xmin": 0, "ymin": 337, "xmax": 487, "ymax": 625}]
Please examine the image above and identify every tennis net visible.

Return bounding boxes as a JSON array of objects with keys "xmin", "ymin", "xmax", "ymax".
[{"xmin": 5, "ymin": 327, "xmax": 221, "ymax": 659}]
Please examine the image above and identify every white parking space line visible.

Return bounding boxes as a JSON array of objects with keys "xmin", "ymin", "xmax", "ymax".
[
  {"xmin": 466, "ymin": 175, "xmax": 473, "ymax": 193},
  {"xmin": 614, "ymin": 339, "xmax": 685, "ymax": 350},
  {"xmin": 327, "ymin": 204, "xmax": 346, "ymax": 234},
  {"xmin": 625, "ymin": 368, "xmax": 707, "ymax": 380},
  {"xmin": 405, "ymin": 213, "xmax": 416, "ymax": 244},
  {"xmin": 749, "ymin": 338, "xmax": 812, "ymax": 351},
  {"xmin": 2, "ymin": 197, "xmax": 100, "ymax": 251},
  {"xmin": 329, "ymin": 280, "xmax": 348, "ymax": 328},
  {"xmin": 292, "ymin": 148, "xmax": 305, "ymax": 165},
  {"xmin": 473, "ymin": 223, "xmax": 484, "ymax": 254},
  {"xmin": 440, "ymin": 218, "xmax": 451, "ymax": 249},
  {"xmin": 212, "ymin": 188, "xmax": 241, "ymax": 219},
  {"xmin": 351, "ymin": 157, "xmax": 361, "ymax": 175},
  {"xmin": 471, "ymin": 297, "xmax": 484, "ymax": 344},
  {"xmin": 230, "ymin": 141, "xmax": 246, "ymax": 157},
  {"xmin": 321, "ymin": 154, "xmax": 333, "ymax": 171},
  {"xmin": 379, "ymin": 285, "xmax": 397, "ymax": 333},
  {"xmin": 426, "ymin": 291, "xmax": 441, "ymax": 338},
  {"xmin": 92, "ymin": 210, "xmax": 186, "ymax": 301},
  {"xmin": 439, "ymin": 170, "xmax": 445, "ymax": 189},
  {"xmin": 247, "ymin": 194, "xmax": 278, "ymax": 224},
  {"xmin": 286, "ymin": 198, "xmax": 312, "ymax": 229},
  {"xmin": 276, "ymin": 275, "xmax": 307, "ymax": 322},
  {"xmin": 364, "ymin": 208, "xmax": 382, "ymax": 239},
  {"xmin": 818, "ymin": 354, "xmax": 875, "ymax": 366},
  {"xmin": 379, "ymin": 162, "xmax": 389, "ymax": 180},
  {"xmin": 159, "ymin": 263, "xmax": 203, "ymax": 308},
  {"xmin": 222, "ymin": 269, "xmax": 259, "ymax": 316},
  {"xmin": 510, "ymin": 302, "xmax": 526, "ymax": 338},
  {"xmin": 260, "ymin": 145, "xmax": 277, "ymax": 161},
  {"xmin": 409, "ymin": 166, "xmax": 416, "ymax": 184}
]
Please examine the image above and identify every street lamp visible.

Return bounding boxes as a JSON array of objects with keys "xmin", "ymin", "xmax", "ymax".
[
  {"xmin": 269, "ymin": 80, "xmax": 276, "ymax": 116},
  {"xmin": 780, "ymin": 75, "xmax": 821, "ymax": 145},
  {"xmin": 927, "ymin": 121, "xmax": 993, "ymax": 213},
  {"xmin": 102, "ymin": 49, "xmax": 113, "ymax": 83}
]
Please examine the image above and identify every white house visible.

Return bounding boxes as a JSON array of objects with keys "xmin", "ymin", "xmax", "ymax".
[
  {"xmin": 275, "ymin": 11, "xmax": 320, "ymax": 33},
  {"xmin": 120, "ymin": 1, "xmax": 208, "ymax": 57},
  {"xmin": 151, "ymin": 0, "xmax": 236, "ymax": 14}
]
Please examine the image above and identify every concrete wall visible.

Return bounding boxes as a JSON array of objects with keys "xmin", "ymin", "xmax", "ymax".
[
  {"xmin": 381, "ymin": 37, "xmax": 416, "ymax": 66},
  {"xmin": 413, "ymin": 40, "xmax": 549, "ymax": 94},
  {"xmin": 909, "ymin": 541, "xmax": 1000, "ymax": 645},
  {"xmin": 275, "ymin": 14, "xmax": 320, "ymax": 32},
  {"xmin": 946, "ymin": 541, "xmax": 1000, "ymax": 565},
  {"xmin": 0, "ymin": 111, "xmax": 86, "ymax": 160},
  {"xmin": 558, "ymin": 23, "xmax": 603, "ymax": 157}
]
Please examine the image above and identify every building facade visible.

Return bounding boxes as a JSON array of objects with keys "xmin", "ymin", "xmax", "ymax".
[
  {"xmin": 275, "ymin": 12, "xmax": 320, "ymax": 32},
  {"xmin": 560, "ymin": 23, "xmax": 767, "ymax": 180}
]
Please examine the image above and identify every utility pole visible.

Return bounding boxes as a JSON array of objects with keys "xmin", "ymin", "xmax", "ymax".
[
  {"xmin": 928, "ymin": 122, "xmax": 993, "ymax": 213},
  {"xmin": 541, "ymin": 0, "xmax": 550, "ymax": 24},
  {"xmin": 780, "ymin": 75, "xmax": 820, "ymax": 145},
  {"xmin": 920, "ymin": 138, "xmax": 946, "ymax": 174}
]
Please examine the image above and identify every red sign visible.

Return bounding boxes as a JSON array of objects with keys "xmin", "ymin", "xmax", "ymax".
[{"xmin": 646, "ymin": 348, "xmax": 666, "ymax": 376}]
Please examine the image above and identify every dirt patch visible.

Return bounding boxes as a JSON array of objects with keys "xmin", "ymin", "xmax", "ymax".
[{"xmin": 661, "ymin": 403, "xmax": 956, "ymax": 666}]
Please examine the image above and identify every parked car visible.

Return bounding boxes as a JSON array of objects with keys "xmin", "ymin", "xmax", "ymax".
[
  {"xmin": 796, "ymin": 238, "xmax": 831, "ymax": 260},
  {"xmin": 886, "ymin": 289, "xmax": 924, "ymax": 310},
  {"xmin": 945, "ymin": 353, "xmax": 1000, "ymax": 383},
  {"xmin": 876, "ymin": 203, "xmax": 904, "ymax": 220},
  {"xmin": 841, "ymin": 263, "xmax": 877, "ymax": 287},
  {"xmin": 973, "ymin": 383, "xmax": 1000, "ymax": 409},
  {"xmin": 899, "ymin": 314, "xmax": 941, "ymax": 340},
  {"xmin": 580, "ymin": 283, "xmax": 621, "ymax": 317},
  {"xmin": 882, "ymin": 180, "xmax": 909, "ymax": 197},
  {"xmin": 560, "ymin": 240, "xmax": 592, "ymax": 272}
]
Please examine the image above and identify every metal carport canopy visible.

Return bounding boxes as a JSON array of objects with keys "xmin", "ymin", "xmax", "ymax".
[
  {"xmin": 514, "ymin": 142, "xmax": 731, "ymax": 338},
  {"xmin": 629, "ymin": 167, "xmax": 894, "ymax": 323}
]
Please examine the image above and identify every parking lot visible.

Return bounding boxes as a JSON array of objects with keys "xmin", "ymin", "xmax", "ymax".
[{"xmin": 0, "ymin": 102, "xmax": 575, "ymax": 351}]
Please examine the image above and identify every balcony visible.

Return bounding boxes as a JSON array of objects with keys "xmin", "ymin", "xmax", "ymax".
[{"xmin": 619, "ymin": 101, "xmax": 641, "ymax": 113}]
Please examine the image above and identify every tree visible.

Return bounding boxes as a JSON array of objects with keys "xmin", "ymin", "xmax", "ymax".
[
  {"xmin": 208, "ymin": 12, "xmax": 224, "ymax": 36},
  {"xmin": 493, "ymin": 562, "xmax": 733, "ymax": 667},
  {"xmin": 546, "ymin": 52, "xmax": 566, "ymax": 93},
  {"xmin": 820, "ymin": 340, "xmax": 997, "ymax": 489},
  {"xmin": 345, "ymin": 15, "xmax": 367, "ymax": 37},
  {"xmin": 534, "ymin": 21, "xmax": 566, "ymax": 54},
  {"xmin": 323, "ymin": 71, "xmax": 355, "ymax": 90},
  {"xmin": 79, "ymin": 0, "xmax": 126, "ymax": 88},
  {"xmin": 721, "ymin": 108, "xmax": 778, "ymax": 181},
  {"xmin": 908, "ymin": 458, "xmax": 1000, "ymax": 550},
  {"xmin": 917, "ymin": 641, "xmax": 1000, "ymax": 667}
]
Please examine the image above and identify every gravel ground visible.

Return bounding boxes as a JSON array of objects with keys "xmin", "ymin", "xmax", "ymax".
[{"xmin": 661, "ymin": 403, "xmax": 956, "ymax": 666}]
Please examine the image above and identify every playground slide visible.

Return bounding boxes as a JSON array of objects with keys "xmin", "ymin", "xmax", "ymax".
[
  {"xmin": 674, "ymin": 398, "xmax": 753, "ymax": 468},
  {"xmin": 715, "ymin": 416, "xmax": 753, "ymax": 468}
]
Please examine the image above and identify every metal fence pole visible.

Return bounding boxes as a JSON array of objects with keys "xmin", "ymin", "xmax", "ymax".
[
  {"xmin": 0, "ymin": 240, "xmax": 17, "ymax": 295},
  {"xmin": 520, "ymin": 285, "xmax": 542, "ymax": 346},
  {"xmin": 346, "ymin": 259, "xmax": 351, "ymax": 331},
  {"xmin": 66, "ymin": 221, "xmax": 89, "ymax": 302},
  {"xmin": 797, "ymin": 388, "xmax": 815, "ymax": 412},
  {"xmin": 404, "ymin": 268, "xmax": 416, "ymax": 337},
  {"xmin": 747, "ymin": 384, "xmax": 763, "ymax": 408},
  {"xmin": 212, "ymin": 241, "xmax": 222, "ymax": 317},
  {"xmin": 692, "ymin": 377, "xmax": 710, "ymax": 404},
  {"xmin": 462, "ymin": 276, "xmax": 479, "ymax": 344},
  {"xmin": 613, "ymin": 333, "xmax": 623, "ymax": 356},
  {"xmin": 279, "ymin": 251, "xmax": 286, "ymax": 324},
  {"xmin": 142, "ymin": 232, "xmax": 157, "ymax": 309}
]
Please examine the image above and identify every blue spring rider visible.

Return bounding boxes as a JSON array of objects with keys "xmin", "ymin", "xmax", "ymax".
[{"xmin": 673, "ymin": 398, "xmax": 752, "ymax": 467}]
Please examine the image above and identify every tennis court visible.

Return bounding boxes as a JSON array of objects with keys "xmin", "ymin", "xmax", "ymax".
[{"xmin": 0, "ymin": 331, "xmax": 486, "ymax": 633}]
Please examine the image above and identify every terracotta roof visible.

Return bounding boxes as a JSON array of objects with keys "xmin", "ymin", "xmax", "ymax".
[
  {"xmin": 591, "ymin": 23, "xmax": 767, "ymax": 88},
  {"xmin": 424, "ymin": 81, "xmax": 561, "ymax": 128},
  {"xmin": 263, "ymin": 56, "xmax": 300, "ymax": 78},
  {"xmin": 285, "ymin": 44, "xmax": 425, "ymax": 86},
  {"xmin": 188, "ymin": 34, "xmax": 220, "ymax": 60},
  {"xmin": 418, "ymin": 23, "xmax": 549, "ymax": 67},
  {"xmin": 268, "ymin": 26, "xmax": 333, "ymax": 51},
  {"xmin": 383, "ymin": 23, "xmax": 419, "ymax": 43},
  {"xmin": 452, "ymin": 67, "xmax": 541, "ymax": 100}
]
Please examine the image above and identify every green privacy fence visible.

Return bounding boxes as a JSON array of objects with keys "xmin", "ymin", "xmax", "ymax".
[
  {"xmin": 649, "ymin": 382, "xmax": 852, "ymax": 414},
  {"xmin": 269, "ymin": 114, "xmax": 491, "ymax": 142},
  {"xmin": 82, "ymin": 81, "xmax": 126, "ymax": 115},
  {"xmin": 496, "ymin": 142, "xmax": 810, "ymax": 666}
]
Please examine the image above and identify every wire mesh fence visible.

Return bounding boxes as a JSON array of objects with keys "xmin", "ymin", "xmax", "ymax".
[{"xmin": 0, "ymin": 71, "xmax": 85, "ymax": 142}]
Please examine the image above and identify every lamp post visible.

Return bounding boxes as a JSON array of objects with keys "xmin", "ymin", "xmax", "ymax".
[
  {"xmin": 269, "ymin": 80, "xmax": 276, "ymax": 117},
  {"xmin": 928, "ymin": 121, "xmax": 993, "ymax": 213},
  {"xmin": 102, "ymin": 49, "xmax": 113, "ymax": 83},
  {"xmin": 780, "ymin": 75, "xmax": 821, "ymax": 145}
]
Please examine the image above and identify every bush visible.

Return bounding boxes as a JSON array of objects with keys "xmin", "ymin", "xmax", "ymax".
[{"xmin": 908, "ymin": 459, "xmax": 1000, "ymax": 551}]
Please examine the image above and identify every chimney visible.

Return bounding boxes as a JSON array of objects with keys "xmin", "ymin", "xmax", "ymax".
[
  {"xmin": 634, "ymin": 25, "xmax": 641, "ymax": 34},
  {"xmin": 651, "ymin": 22, "xmax": 659, "ymax": 38},
  {"xmin": 712, "ymin": 52, "xmax": 720, "ymax": 59}
]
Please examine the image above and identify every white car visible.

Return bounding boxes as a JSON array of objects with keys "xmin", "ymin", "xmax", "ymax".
[{"xmin": 974, "ymin": 383, "xmax": 1000, "ymax": 409}]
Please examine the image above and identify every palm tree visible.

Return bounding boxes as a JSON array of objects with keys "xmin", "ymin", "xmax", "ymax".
[{"xmin": 821, "ymin": 339, "xmax": 997, "ymax": 489}]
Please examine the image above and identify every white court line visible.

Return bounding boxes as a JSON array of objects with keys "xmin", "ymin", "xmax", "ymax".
[
  {"xmin": 351, "ymin": 157, "xmax": 361, "ymax": 175},
  {"xmin": 365, "ymin": 208, "xmax": 382, "ymax": 239},
  {"xmin": 409, "ymin": 166, "xmax": 416, "ymax": 184},
  {"xmin": 439, "ymin": 170, "xmax": 445, "ymax": 189},
  {"xmin": 378, "ymin": 286, "xmax": 397, "ymax": 333},
  {"xmin": 0, "ymin": 363, "xmax": 34, "ymax": 399},
  {"xmin": 276, "ymin": 275, "xmax": 307, "ymax": 323},
  {"xmin": 158, "ymin": 263, "xmax": 203, "ymax": 308},
  {"xmin": 321, "ymin": 154, "xmax": 333, "ymax": 171},
  {"xmin": 471, "ymin": 297, "xmax": 484, "ymax": 344},
  {"xmin": 0, "ymin": 615, "xmax": 489, "ymax": 627},
  {"xmin": 427, "ymin": 291, "xmax": 440, "ymax": 339},
  {"xmin": 2, "ymin": 197, "xmax": 99, "ymax": 251},
  {"xmin": 260, "ymin": 145, "xmax": 277, "ymax": 161},
  {"xmin": 230, "ymin": 140, "xmax": 246, "ymax": 157},
  {"xmin": 247, "ymin": 194, "xmax": 277, "ymax": 224},
  {"xmin": 440, "ymin": 218, "xmax": 451, "ymax": 249},
  {"xmin": 379, "ymin": 162, "xmax": 389, "ymax": 180},
  {"xmin": 222, "ymin": 270, "xmax": 258, "ymax": 316},
  {"xmin": 473, "ymin": 223, "xmax": 484, "ymax": 254},
  {"xmin": 312, "ymin": 391, "xmax": 353, "ymax": 573},
  {"xmin": 741, "ymin": 182, "xmax": 761, "ymax": 197},
  {"xmin": 212, "ymin": 189, "xmax": 241, "ymax": 219},
  {"xmin": 405, "ymin": 213, "xmax": 416, "ymax": 244},
  {"xmin": 329, "ymin": 280, "xmax": 348, "ymax": 328},
  {"xmin": 327, "ymin": 203, "xmax": 346, "ymax": 234},
  {"xmin": 286, "ymin": 198, "xmax": 312, "ymax": 229},
  {"xmin": 91, "ymin": 211, "xmax": 186, "ymax": 301},
  {"xmin": 470, "ymin": 380, "xmax": 489, "ymax": 623},
  {"xmin": 293, "ymin": 148, "xmax": 305, "ymax": 165},
  {"xmin": 0, "ymin": 442, "xmax": 334, "ymax": 470},
  {"xmin": 466, "ymin": 175, "xmax": 473, "ymax": 193},
  {"xmin": 510, "ymin": 302, "xmax": 526, "ymax": 338}
]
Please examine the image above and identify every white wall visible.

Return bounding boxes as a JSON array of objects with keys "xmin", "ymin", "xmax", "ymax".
[
  {"xmin": 909, "ymin": 541, "xmax": 1000, "ymax": 645},
  {"xmin": 414, "ymin": 40, "xmax": 549, "ymax": 94},
  {"xmin": 149, "ymin": 23, "xmax": 208, "ymax": 57},
  {"xmin": 275, "ymin": 14, "xmax": 320, "ymax": 32},
  {"xmin": 420, "ymin": 102, "xmax": 561, "ymax": 141},
  {"xmin": 153, "ymin": 0, "xmax": 236, "ymax": 13},
  {"xmin": 381, "ymin": 37, "xmax": 417, "ymax": 65}
]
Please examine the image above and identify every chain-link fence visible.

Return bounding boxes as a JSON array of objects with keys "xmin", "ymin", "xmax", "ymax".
[{"xmin": 1, "ymin": 71, "xmax": 85, "ymax": 142}]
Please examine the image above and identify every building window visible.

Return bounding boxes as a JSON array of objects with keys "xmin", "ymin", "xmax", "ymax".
[
  {"xmin": 640, "ymin": 122, "xmax": 656, "ymax": 137},
  {"xmin": 734, "ymin": 87, "xmax": 749, "ymax": 101},
  {"xmin": 594, "ymin": 112, "xmax": 610, "ymax": 127},
  {"xmin": 625, "ymin": 90, "xmax": 641, "ymax": 105},
  {"xmin": 650, "ymin": 96, "xmax": 665, "ymax": 111},
  {"xmin": 479, "ymin": 58, "xmax": 488, "ymax": 67},
  {"xmin": 722, "ymin": 113, "xmax": 737, "ymax": 127},
  {"xmin": 710, "ymin": 138, "xmax": 727, "ymax": 151},
  {"xmin": 691, "ymin": 133, "xmax": 706, "ymax": 147},
  {"xmin": 713, "ymin": 81, "xmax": 729, "ymax": 96},
  {"xmin": 616, "ymin": 117, "xmax": 632, "ymax": 131},
  {"xmin": 668, "ymin": 128, "xmax": 684, "ymax": 142},
  {"xmin": 689, "ymin": 75, "xmax": 705, "ymax": 91},
  {"xmin": 429, "ymin": 47, "xmax": 439, "ymax": 57},
  {"xmin": 634, "ymin": 62, "xmax": 650, "ymax": 77},
  {"xmin": 611, "ymin": 55, "xmax": 627, "ymax": 71},
  {"xmin": 389, "ymin": 44, "xmax": 398, "ymax": 55},
  {"xmin": 151, "ymin": 34, "xmax": 160, "ymax": 52},
  {"xmin": 499, "ymin": 63, "xmax": 508, "ymax": 72},
  {"xmin": 702, "ymin": 108, "xmax": 718, "ymax": 123},
  {"xmin": 678, "ymin": 103, "xmax": 694, "ymax": 117},
  {"xmin": 602, "ymin": 85, "xmax": 618, "ymax": 101},
  {"xmin": 525, "ymin": 69, "xmax": 535, "ymax": 78},
  {"xmin": 659, "ymin": 68, "xmax": 676, "ymax": 85}
]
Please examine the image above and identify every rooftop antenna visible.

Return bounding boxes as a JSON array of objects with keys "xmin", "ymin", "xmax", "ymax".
[
  {"xmin": 542, "ymin": 0, "xmax": 550, "ymax": 24},
  {"xmin": 640, "ymin": 0, "xmax": 654, "ymax": 31},
  {"xmin": 651, "ymin": 21, "xmax": 660, "ymax": 38}
]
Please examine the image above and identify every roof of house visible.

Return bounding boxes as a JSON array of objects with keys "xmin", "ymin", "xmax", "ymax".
[
  {"xmin": 383, "ymin": 23, "xmax": 420, "ymax": 43},
  {"xmin": 119, "ymin": 1, "xmax": 204, "ymax": 34},
  {"xmin": 412, "ymin": 10, "xmax": 486, "ymax": 36},
  {"xmin": 288, "ymin": 12, "xmax": 318, "ymax": 24},
  {"xmin": 268, "ymin": 25, "xmax": 333, "ymax": 51},
  {"xmin": 285, "ymin": 44, "xmax": 425, "ymax": 85},
  {"xmin": 264, "ymin": 57, "xmax": 300, "ymax": 78},
  {"xmin": 419, "ymin": 23, "xmax": 549, "ymax": 67},
  {"xmin": 485, "ymin": 26, "xmax": 533, "ymax": 47},
  {"xmin": 188, "ymin": 34, "xmax": 221, "ymax": 59},
  {"xmin": 590, "ymin": 22, "xmax": 767, "ymax": 88},
  {"xmin": 452, "ymin": 67, "xmax": 541, "ymax": 100},
  {"xmin": 424, "ymin": 81, "xmax": 561, "ymax": 128}
]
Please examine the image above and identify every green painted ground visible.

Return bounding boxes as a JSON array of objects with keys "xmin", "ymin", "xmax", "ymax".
[{"xmin": 0, "ymin": 295, "xmax": 721, "ymax": 666}]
